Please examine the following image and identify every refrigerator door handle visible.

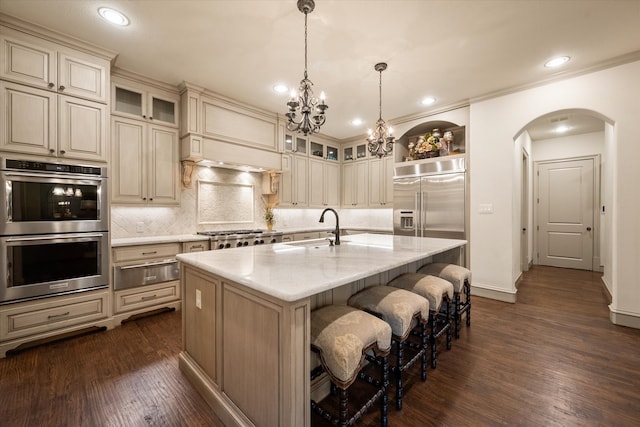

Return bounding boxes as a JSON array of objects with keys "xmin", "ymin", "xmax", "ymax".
[
  {"xmin": 421, "ymin": 191, "xmax": 427, "ymax": 238},
  {"xmin": 415, "ymin": 192, "xmax": 420, "ymax": 237}
]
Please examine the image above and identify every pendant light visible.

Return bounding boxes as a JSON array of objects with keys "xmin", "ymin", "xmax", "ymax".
[
  {"xmin": 367, "ymin": 62, "xmax": 394, "ymax": 158},
  {"xmin": 285, "ymin": 0, "xmax": 328, "ymax": 136}
]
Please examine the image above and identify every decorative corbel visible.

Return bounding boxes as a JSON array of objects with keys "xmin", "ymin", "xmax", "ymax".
[{"xmin": 181, "ymin": 160, "xmax": 196, "ymax": 189}]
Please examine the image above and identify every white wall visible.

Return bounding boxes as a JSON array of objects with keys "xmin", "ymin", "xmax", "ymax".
[
  {"xmin": 532, "ymin": 131, "xmax": 604, "ymax": 162},
  {"xmin": 469, "ymin": 60, "xmax": 640, "ymax": 326}
]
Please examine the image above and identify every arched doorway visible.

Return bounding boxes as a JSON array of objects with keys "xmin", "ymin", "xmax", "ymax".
[{"xmin": 514, "ymin": 108, "xmax": 612, "ymax": 274}]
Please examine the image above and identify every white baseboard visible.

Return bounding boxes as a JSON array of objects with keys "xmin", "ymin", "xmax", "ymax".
[
  {"xmin": 470, "ymin": 284, "xmax": 517, "ymax": 303},
  {"xmin": 609, "ymin": 307, "xmax": 640, "ymax": 330}
]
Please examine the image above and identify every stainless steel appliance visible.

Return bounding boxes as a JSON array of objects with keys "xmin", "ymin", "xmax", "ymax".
[
  {"xmin": 0, "ymin": 232, "xmax": 109, "ymax": 303},
  {"xmin": 0, "ymin": 158, "xmax": 108, "ymax": 235},
  {"xmin": 113, "ymin": 259, "xmax": 179, "ymax": 290},
  {"xmin": 393, "ymin": 156, "xmax": 466, "ymax": 240},
  {"xmin": 0, "ymin": 158, "xmax": 109, "ymax": 304},
  {"xmin": 198, "ymin": 229, "xmax": 283, "ymax": 250}
]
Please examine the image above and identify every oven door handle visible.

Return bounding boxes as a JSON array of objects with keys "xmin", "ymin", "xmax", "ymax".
[
  {"xmin": 4, "ymin": 233, "xmax": 105, "ymax": 242},
  {"xmin": 2, "ymin": 171, "xmax": 104, "ymax": 184},
  {"xmin": 119, "ymin": 259, "xmax": 178, "ymax": 270}
]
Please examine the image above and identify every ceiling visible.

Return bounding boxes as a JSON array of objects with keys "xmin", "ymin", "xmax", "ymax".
[{"xmin": 1, "ymin": 0, "xmax": 639, "ymax": 140}]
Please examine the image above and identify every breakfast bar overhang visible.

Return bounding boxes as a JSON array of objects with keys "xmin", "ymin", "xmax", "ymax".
[{"xmin": 176, "ymin": 234, "xmax": 466, "ymax": 427}]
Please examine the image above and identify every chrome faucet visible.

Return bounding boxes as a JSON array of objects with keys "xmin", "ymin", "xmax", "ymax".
[{"xmin": 319, "ymin": 208, "xmax": 340, "ymax": 245}]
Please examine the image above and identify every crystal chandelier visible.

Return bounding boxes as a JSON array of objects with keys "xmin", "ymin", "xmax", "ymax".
[
  {"xmin": 285, "ymin": 0, "xmax": 328, "ymax": 136},
  {"xmin": 367, "ymin": 62, "xmax": 395, "ymax": 158}
]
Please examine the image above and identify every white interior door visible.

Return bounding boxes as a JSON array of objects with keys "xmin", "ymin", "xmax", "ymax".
[{"xmin": 537, "ymin": 158, "xmax": 594, "ymax": 270}]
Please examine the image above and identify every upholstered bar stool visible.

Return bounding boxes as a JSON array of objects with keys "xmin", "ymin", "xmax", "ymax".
[
  {"xmin": 418, "ymin": 263, "xmax": 472, "ymax": 339},
  {"xmin": 310, "ymin": 305, "xmax": 392, "ymax": 427},
  {"xmin": 387, "ymin": 273, "xmax": 453, "ymax": 369},
  {"xmin": 348, "ymin": 285, "xmax": 429, "ymax": 410}
]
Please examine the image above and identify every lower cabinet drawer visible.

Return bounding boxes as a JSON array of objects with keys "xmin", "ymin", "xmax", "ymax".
[
  {"xmin": 0, "ymin": 290, "xmax": 109, "ymax": 342},
  {"xmin": 114, "ymin": 281, "xmax": 180, "ymax": 314}
]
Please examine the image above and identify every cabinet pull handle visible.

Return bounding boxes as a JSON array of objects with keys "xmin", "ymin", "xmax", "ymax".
[
  {"xmin": 141, "ymin": 295, "xmax": 157, "ymax": 301},
  {"xmin": 48, "ymin": 311, "xmax": 70, "ymax": 320},
  {"xmin": 141, "ymin": 251, "xmax": 158, "ymax": 255},
  {"xmin": 58, "ymin": 85, "xmax": 65, "ymax": 91},
  {"xmin": 48, "ymin": 82, "xmax": 55, "ymax": 88}
]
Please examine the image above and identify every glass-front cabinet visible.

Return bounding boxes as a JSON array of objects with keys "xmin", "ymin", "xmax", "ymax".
[
  {"xmin": 284, "ymin": 133, "xmax": 308, "ymax": 154},
  {"xmin": 310, "ymin": 138, "xmax": 339, "ymax": 161},
  {"xmin": 111, "ymin": 77, "xmax": 179, "ymax": 128},
  {"xmin": 343, "ymin": 142, "xmax": 369, "ymax": 162}
]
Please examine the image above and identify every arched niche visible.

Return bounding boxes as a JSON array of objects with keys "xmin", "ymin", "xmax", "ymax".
[{"xmin": 395, "ymin": 120, "xmax": 466, "ymax": 162}]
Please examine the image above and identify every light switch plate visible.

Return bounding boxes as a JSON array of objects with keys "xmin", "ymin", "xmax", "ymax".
[{"xmin": 136, "ymin": 222, "xmax": 144, "ymax": 233}]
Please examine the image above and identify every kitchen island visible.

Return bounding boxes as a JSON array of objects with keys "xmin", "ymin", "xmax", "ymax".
[{"xmin": 176, "ymin": 233, "xmax": 466, "ymax": 427}]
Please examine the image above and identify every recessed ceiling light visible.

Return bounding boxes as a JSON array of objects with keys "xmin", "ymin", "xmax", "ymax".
[
  {"xmin": 351, "ymin": 118, "xmax": 363, "ymax": 126},
  {"xmin": 98, "ymin": 7, "xmax": 129, "ymax": 26},
  {"xmin": 544, "ymin": 56, "xmax": 570, "ymax": 68},
  {"xmin": 555, "ymin": 125, "xmax": 571, "ymax": 133},
  {"xmin": 421, "ymin": 96, "xmax": 436, "ymax": 106},
  {"xmin": 273, "ymin": 84, "xmax": 288, "ymax": 94}
]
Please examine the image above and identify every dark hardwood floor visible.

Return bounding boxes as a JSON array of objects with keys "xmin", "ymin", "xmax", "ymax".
[{"xmin": 1, "ymin": 265, "xmax": 639, "ymax": 426}]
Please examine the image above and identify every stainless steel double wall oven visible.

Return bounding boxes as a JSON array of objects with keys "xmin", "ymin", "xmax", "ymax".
[{"xmin": 0, "ymin": 158, "xmax": 109, "ymax": 304}]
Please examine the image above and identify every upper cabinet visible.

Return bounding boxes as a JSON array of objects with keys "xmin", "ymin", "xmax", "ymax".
[
  {"xmin": 0, "ymin": 23, "xmax": 113, "ymax": 163},
  {"xmin": 0, "ymin": 26, "xmax": 110, "ymax": 103},
  {"xmin": 343, "ymin": 142, "xmax": 369, "ymax": 162},
  {"xmin": 111, "ymin": 76, "xmax": 179, "ymax": 128}
]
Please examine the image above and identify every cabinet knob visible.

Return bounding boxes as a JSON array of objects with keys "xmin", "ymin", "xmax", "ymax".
[
  {"xmin": 48, "ymin": 82, "xmax": 55, "ymax": 89},
  {"xmin": 149, "ymin": 198, "xmax": 153, "ymax": 201},
  {"xmin": 59, "ymin": 150, "xmax": 66, "ymax": 155},
  {"xmin": 586, "ymin": 227, "xmax": 592, "ymax": 231},
  {"xmin": 58, "ymin": 85, "xmax": 65, "ymax": 91},
  {"xmin": 143, "ymin": 115, "xmax": 147, "ymax": 119},
  {"xmin": 149, "ymin": 117, "xmax": 153, "ymax": 120},
  {"xmin": 143, "ymin": 197, "xmax": 147, "ymax": 201},
  {"xmin": 49, "ymin": 149, "xmax": 55, "ymax": 154}
]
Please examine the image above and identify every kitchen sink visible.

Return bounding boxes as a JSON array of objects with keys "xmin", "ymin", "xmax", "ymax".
[{"xmin": 283, "ymin": 238, "xmax": 349, "ymax": 248}]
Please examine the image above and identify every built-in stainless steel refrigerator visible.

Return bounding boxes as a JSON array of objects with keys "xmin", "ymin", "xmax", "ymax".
[{"xmin": 393, "ymin": 156, "xmax": 466, "ymax": 240}]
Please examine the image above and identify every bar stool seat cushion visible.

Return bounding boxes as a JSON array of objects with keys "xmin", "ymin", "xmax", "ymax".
[
  {"xmin": 418, "ymin": 263, "xmax": 472, "ymax": 293},
  {"xmin": 387, "ymin": 273, "xmax": 453, "ymax": 312},
  {"xmin": 311, "ymin": 305, "xmax": 392, "ymax": 387},
  {"xmin": 348, "ymin": 286, "xmax": 429, "ymax": 340}
]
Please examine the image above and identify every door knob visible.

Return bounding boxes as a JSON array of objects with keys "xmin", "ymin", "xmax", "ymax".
[{"xmin": 586, "ymin": 227, "xmax": 592, "ymax": 231}]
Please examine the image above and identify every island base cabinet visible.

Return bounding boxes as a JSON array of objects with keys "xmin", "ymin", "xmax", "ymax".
[{"xmin": 180, "ymin": 264, "xmax": 310, "ymax": 427}]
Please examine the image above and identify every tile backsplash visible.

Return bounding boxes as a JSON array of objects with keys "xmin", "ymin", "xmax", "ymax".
[{"xmin": 111, "ymin": 165, "xmax": 392, "ymax": 238}]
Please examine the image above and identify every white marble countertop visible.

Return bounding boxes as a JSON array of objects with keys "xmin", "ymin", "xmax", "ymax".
[
  {"xmin": 111, "ymin": 234, "xmax": 210, "ymax": 247},
  {"xmin": 176, "ymin": 233, "xmax": 466, "ymax": 302}
]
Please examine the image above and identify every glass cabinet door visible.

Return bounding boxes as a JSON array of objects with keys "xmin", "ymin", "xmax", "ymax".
[
  {"xmin": 356, "ymin": 143, "xmax": 367, "ymax": 159},
  {"xmin": 310, "ymin": 141, "xmax": 323, "ymax": 158},
  {"xmin": 326, "ymin": 145, "xmax": 338, "ymax": 161},
  {"xmin": 284, "ymin": 133, "xmax": 293, "ymax": 152},
  {"xmin": 295, "ymin": 137, "xmax": 307, "ymax": 154},
  {"xmin": 114, "ymin": 87, "xmax": 143, "ymax": 117},
  {"xmin": 344, "ymin": 146, "xmax": 354, "ymax": 161},
  {"xmin": 151, "ymin": 96, "xmax": 177, "ymax": 125}
]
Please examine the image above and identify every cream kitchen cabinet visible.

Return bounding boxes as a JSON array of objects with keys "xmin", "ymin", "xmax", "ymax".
[
  {"xmin": 309, "ymin": 158, "xmax": 339, "ymax": 208},
  {"xmin": 0, "ymin": 81, "xmax": 108, "ymax": 162},
  {"xmin": 0, "ymin": 26, "xmax": 110, "ymax": 103},
  {"xmin": 279, "ymin": 153, "xmax": 308, "ymax": 207},
  {"xmin": 368, "ymin": 156, "xmax": 394, "ymax": 207},
  {"xmin": 182, "ymin": 240, "xmax": 210, "ymax": 253},
  {"xmin": 111, "ymin": 76, "xmax": 179, "ymax": 128},
  {"xmin": 111, "ymin": 116, "xmax": 180, "ymax": 205},
  {"xmin": 0, "ymin": 289, "xmax": 111, "ymax": 357},
  {"xmin": 111, "ymin": 242, "xmax": 182, "ymax": 325},
  {"xmin": 343, "ymin": 142, "xmax": 369, "ymax": 162},
  {"xmin": 342, "ymin": 161, "xmax": 368, "ymax": 207}
]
